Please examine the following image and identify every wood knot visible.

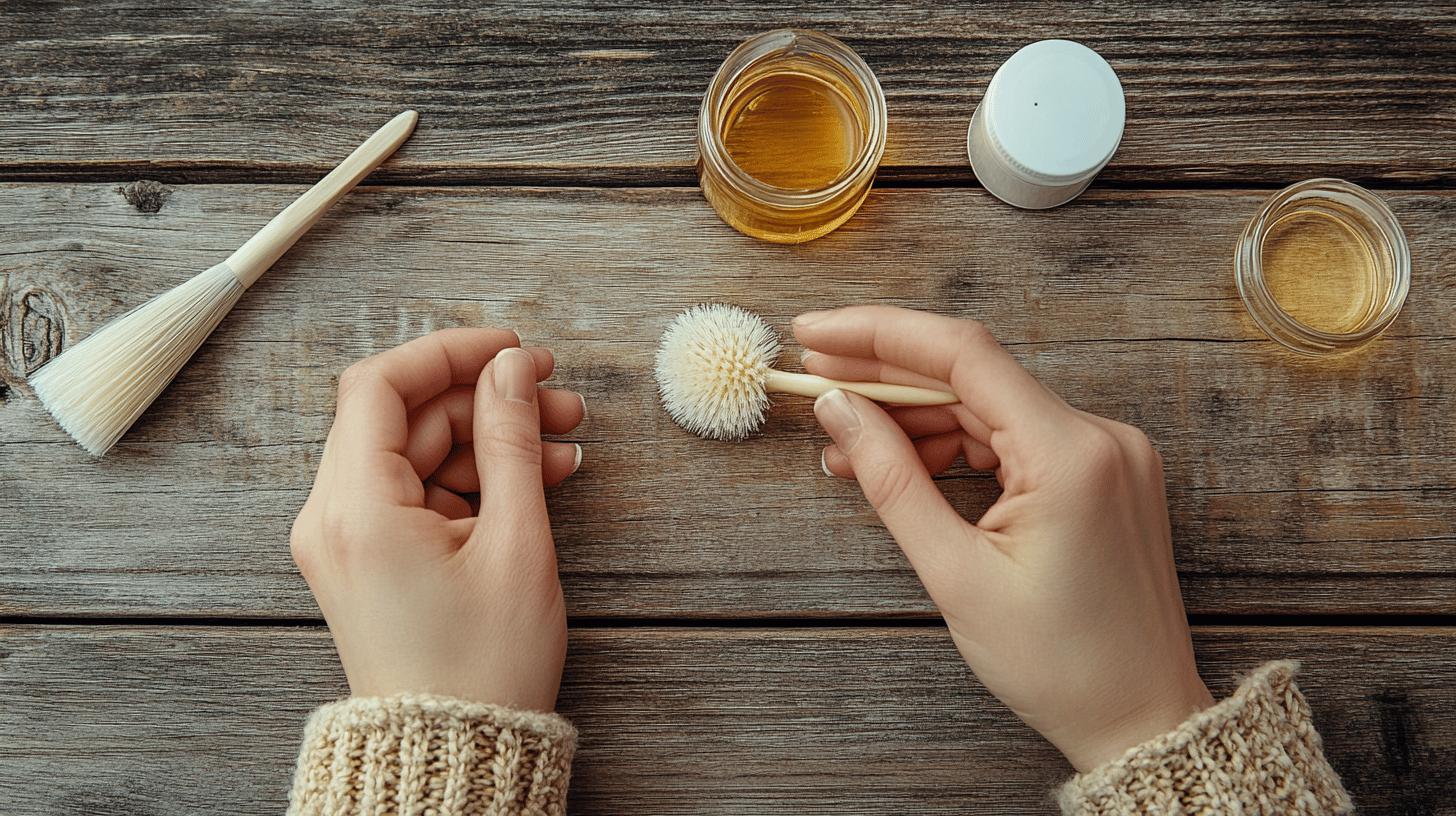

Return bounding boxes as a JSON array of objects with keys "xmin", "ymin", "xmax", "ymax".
[
  {"xmin": 14, "ymin": 289, "xmax": 66, "ymax": 374},
  {"xmin": 118, "ymin": 180, "xmax": 170, "ymax": 214}
]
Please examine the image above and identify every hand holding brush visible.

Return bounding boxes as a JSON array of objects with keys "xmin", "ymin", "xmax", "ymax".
[
  {"xmin": 653, "ymin": 303, "xmax": 956, "ymax": 440},
  {"xmin": 796, "ymin": 305, "xmax": 1215, "ymax": 774}
]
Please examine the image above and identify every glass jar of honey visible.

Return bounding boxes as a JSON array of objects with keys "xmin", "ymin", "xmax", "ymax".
[
  {"xmin": 1235, "ymin": 179, "xmax": 1411, "ymax": 356},
  {"xmin": 697, "ymin": 29, "xmax": 887, "ymax": 244}
]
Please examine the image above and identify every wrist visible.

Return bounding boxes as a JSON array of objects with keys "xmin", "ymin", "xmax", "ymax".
[{"xmin": 1062, "ymin": 676, "xmax": 1216, "ymax": 772}]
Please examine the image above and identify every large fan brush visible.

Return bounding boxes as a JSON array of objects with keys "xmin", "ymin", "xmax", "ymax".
[{"xmin": 29, "ymin": 110, "xmax": 417, "ymax": 456}]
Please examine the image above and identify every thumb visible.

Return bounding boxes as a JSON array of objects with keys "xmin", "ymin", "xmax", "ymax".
[
  {"xmin": 814, "ymin": 388, "xmax": 981, "ymax": 579},
  {"xmin": 473, "ymin": 347, "xmax": 549, "ymax": 539}
]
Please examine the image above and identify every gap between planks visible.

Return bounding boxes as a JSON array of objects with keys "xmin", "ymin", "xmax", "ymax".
[
  {"xmin": 5, "ymin": 165, "xmax": 1456, "ymax": 191},
  {"xmin": 2, "ymin": 613, "xmax": 1454, "ymax": 629}
]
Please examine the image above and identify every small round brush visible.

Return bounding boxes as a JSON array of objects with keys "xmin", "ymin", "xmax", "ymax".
[
  {"xmin": 654, "ymin": 303, "xmax": 957, "ymax": 440},
  {"xmin": 29, "ymin": 110, "xmax": 418, "ymax": 456}
]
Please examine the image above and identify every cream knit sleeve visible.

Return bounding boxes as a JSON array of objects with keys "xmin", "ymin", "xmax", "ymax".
[
  {"xmin": 1058, "ymin": 661, "xmax": 1353, "ymax": 814},
  {"xmin": 287, "ymin": 694, "xmax": 576, "ymax": 816}
]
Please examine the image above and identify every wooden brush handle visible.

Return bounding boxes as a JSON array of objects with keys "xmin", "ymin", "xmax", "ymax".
[
  {"xmin": 225, "ymin": 110, "xmax": 419, "ymax": 288},
  {"xmin": 765, "ymin": 369, "xmax": 957, "ymax": 406}
]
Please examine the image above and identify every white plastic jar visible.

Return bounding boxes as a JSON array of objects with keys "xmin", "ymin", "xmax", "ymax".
[{"xmin": 968, "ymin": 40, "xmax": 1125, "ymax": 209}]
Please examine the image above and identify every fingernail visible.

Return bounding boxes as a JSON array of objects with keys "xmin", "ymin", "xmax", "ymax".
[
  {"xmin": 572, "ymin": 443, "xmax": 583, "ymax": 474},
  {"xmin": 800, "ymin": 349, "xmax": 820, "ymax": 366},
  {"xmin": 813, "ymin": 389, "xmax": 861, "ymax": 447},
  {"xmin": 578, "ymin": 393, "xmax": 589, "ymax": 422},
  {"xmin": 494, "ymin": 347, "xmax": 534, "ymax": 403},
  {"xmin": 820, "ymin": 448, "xmax": 833, "ymax": 477},
  {"xmin": 794, "ymin": 310, "xmax": 831, "ymax": 329}
]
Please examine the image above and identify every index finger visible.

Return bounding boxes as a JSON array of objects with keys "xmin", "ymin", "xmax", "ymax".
[
  {"xmin": 349, "ymin": 328, "xmax": 532, "ymax": 412},
  {"xmin": 792, "ymin": 306, "xmax": 1064, "ymax": 433},
  {"xmin": 328, "ymin": 329, "xmax": 533, "ymax": 497}
]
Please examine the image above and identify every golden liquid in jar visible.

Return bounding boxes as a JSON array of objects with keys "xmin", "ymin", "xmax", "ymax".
[
  {"xmin": 1261, "ymin": 208, "xmax": 1380, "ymax": 334},
  {"xmin": 721, "ymin": 69, "xmax": 861, "ymax": 190}
]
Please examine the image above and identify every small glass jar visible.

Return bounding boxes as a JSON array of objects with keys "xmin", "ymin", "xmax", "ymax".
[
  {"xmin": 697, "ymin": 29, "xmax": 887, "ymax": 244},
  {"xmin": 1235, "ymin": 178, "xmax": 1410, "ymax": 356}
]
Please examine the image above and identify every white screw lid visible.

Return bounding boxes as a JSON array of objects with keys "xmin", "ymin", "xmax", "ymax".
[{"xmin": 972, "ymin": 39, "xmax": 1125, "ymax": 191}]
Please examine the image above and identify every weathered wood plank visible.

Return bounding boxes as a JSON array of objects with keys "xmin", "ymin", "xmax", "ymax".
[
  {"xmin": 1, "ymin": 184, "xmax": 1452, "ymax": 617},
  {"xmin": 0, "ymin": 625, "xmax": 1451, "ymax": 814},
  {"xmin": 2, "ymin": 2, "xmax": 1453, "ymax": 183}
]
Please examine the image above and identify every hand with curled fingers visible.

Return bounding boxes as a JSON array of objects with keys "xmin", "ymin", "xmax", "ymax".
[
  {"xmin": 797, "ymin": 306, "xmax": 1214, "ymax": 772},
  {"xmin": 289, "ymin": 328, "xmax": 585, "ymax": 712}
]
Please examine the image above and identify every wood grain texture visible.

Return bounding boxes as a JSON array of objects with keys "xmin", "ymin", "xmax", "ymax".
[
  {"xmin": 0, "ymin": 625, "xmax": 1452, "ymax": 815},
  {"xmin": 2, "ymin": 1, "xmax": 1454, "ymax": 183},
  {"xmin": 1, "ymin": 184, "xmax": 1452, "ymax": 618}
]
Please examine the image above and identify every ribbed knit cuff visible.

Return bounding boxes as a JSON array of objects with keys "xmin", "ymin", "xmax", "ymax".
[
  {"xmin": 288, "ymin": 694, "xmax": 576, "ymax": 816},
  {"xmin": 1058, "ymin": 661, "xmax": 1352, "ymax": 814}
]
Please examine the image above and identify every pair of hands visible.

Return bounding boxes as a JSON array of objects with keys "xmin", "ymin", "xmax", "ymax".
[{"xmin": 290, "ymin": 307, "xmax": 1212, "ymax": 772}]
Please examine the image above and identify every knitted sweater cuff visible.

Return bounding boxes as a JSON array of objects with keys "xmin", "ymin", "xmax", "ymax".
[
  {"xmin": 288, "ymin": 694, "xmax": 576, "ymax": 816},
  {"xmin": 1057, "ymin": 660, "xmax": 1352, "ymax": 814}
]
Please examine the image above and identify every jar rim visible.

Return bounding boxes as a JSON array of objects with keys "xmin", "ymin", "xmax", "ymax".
[
  {"xmin": 1234, "ymin": 178, "xmax": 1411, "ymax": 356},
  {"xmin": 698, "ymin": 29, "xmax": 887, "ymax": 209}
]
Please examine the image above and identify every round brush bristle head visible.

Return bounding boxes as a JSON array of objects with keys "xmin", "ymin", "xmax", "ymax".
[{"xmin": 654, "ymin": 304, "xmax": 782, "ymax": 441}]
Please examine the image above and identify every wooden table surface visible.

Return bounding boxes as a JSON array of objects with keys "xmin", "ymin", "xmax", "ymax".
[{"xmin": 2, "ymin": 3, "xmax": 1453, "ymax": 813}]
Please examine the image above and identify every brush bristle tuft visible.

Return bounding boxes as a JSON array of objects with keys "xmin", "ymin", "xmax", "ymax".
[
  {"xmin": 654, "ymin": 303, "xmax": 782, "ymax": 441},
  {"xmin": 29, "ymin": 263, "xmax": 244, "ymax": 456}
]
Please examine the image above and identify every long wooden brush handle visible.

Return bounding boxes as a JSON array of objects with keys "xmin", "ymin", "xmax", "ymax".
[
  {"xmin": 224, "ymin": 110, "xmax": 419, "ymax": 288},
  {"xmin": 765, "ymin": 369, "xmax": 957, "ymax": 406}
]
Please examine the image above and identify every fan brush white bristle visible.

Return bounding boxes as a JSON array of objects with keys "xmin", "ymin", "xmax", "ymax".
[
  {"xmin": 653, "ymin": 304, "xmax": 958, "ymax": 441},
  {"xmin": 26, "ymin": 110, "xmax": 418, "ymax": 457},
  {"xmin": 30, "ymin": 264, "xmax": 244, "ymax": 456}
]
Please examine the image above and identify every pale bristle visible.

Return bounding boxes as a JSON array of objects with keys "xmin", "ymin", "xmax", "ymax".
[
  {"xmin": 29, "ymin": 263, "xmax": 245, "ymax": 456},
  {"xmin": 654, "ymin": 303, "xmax": 782, "ymax": 441}
]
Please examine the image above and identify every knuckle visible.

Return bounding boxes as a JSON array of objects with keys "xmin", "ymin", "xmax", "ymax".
[
  {"xmin": 1148, "ymin": 445, "xmax": 1166, "ymax": 479},
  {"xmin": 1133, "ymin": 429, "xmax": 1165, "ymax": 475},
  {"xmin": 1114, "ymin": 421, "xmax": 1153, "ymax": 452},
  {"xmin": 293, "ymin": 494, "xmax": 395, "ymax": 579},
  {"xmin": 1128, "ymin": 428, "xmax": 1158, "ymax": 462},
  {"xmin": 479, "ymin": 419, "xmax": 543, "ymax": 465},
  {"xmin": 288, "ymin": 516, "xmax": 317, "ymax": 577},
  {"xmin": 1077, "ymin": 424, "xmax": 1127, "ymax": 475},
  {"xmin": 1111, "ymin": 422, "xmax": 1160, "ymax": 469},
  {"xmin": 335, "ymin": 361, "xmax": 376, "ymax": 402},
  {"xmin": 318, "ymin": 506, "xmax": 375, "ymax": 563},
  {"xmin": 954, "ymin": 319, "xmax": 995, "ymax": 350},
  {"xmin": 863, "ymin": 457, "xmax": 921, "ymax": 514}
]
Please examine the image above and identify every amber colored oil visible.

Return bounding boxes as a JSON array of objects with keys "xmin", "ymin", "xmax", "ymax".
[
  {"xmin": 699, "ymin": 30, "xmax": 885, "ymax": 244},
  {"xmin": 721, "ymin": 70, "xmax": 861, "ymax": 190},
  {"xmin": 1261, "ymin": 207, "xmax": 1381, "ymax": 334}
]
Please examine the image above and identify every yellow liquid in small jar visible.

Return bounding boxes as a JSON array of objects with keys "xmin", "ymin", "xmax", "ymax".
[
  {"xmin": 1261, "ymin": 209, "xmax": 1381, "ymax": 334},
  {"xmin": 699, "ymin": 46, "xmax": 880, "ymax": 244},
  {"xmin": 722, "ymin": 71, "xmax": 859, "ymax": 190}
]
